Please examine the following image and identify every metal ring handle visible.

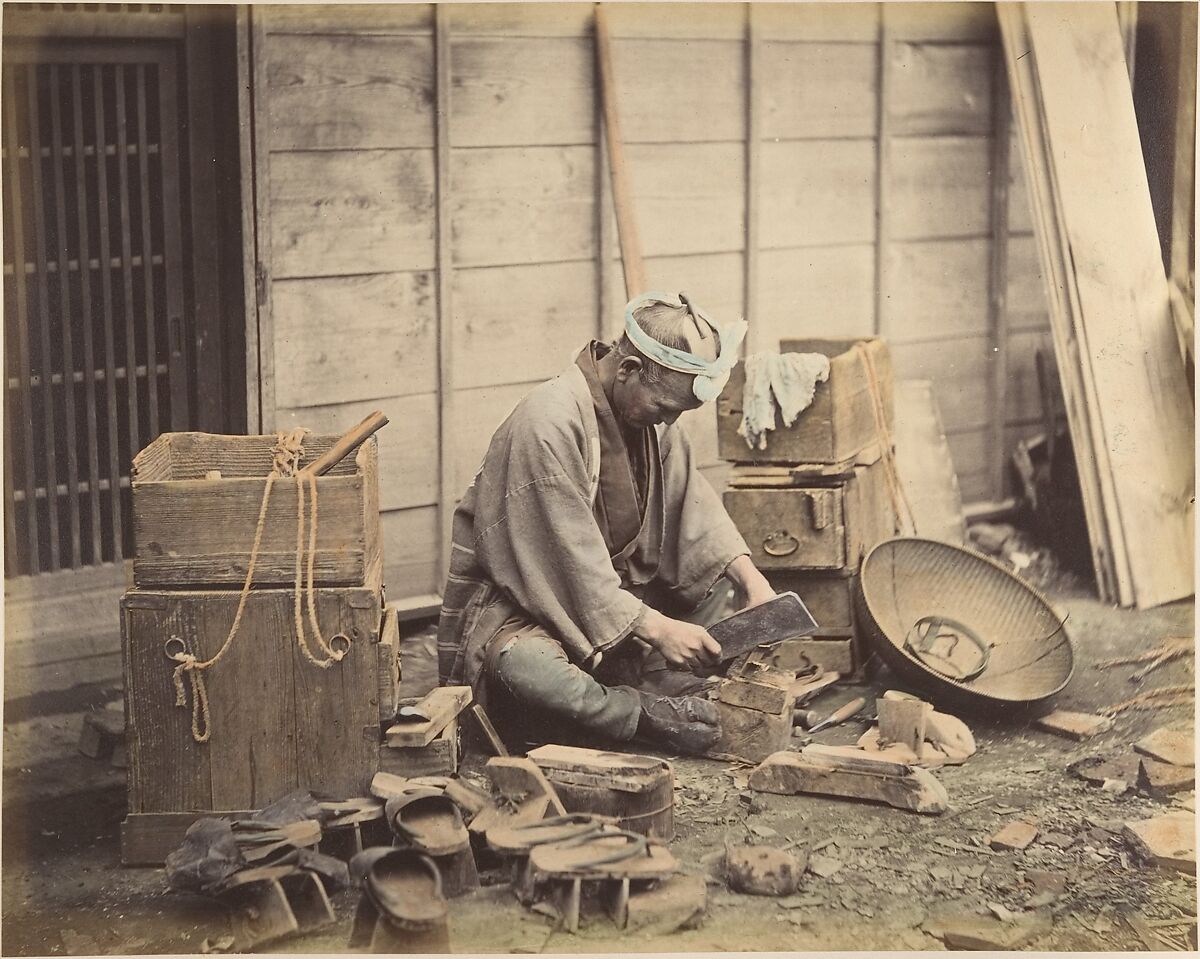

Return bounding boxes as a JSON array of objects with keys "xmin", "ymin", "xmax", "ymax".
[
  {"xmin": 762, "ymin": 530, "xmax": 800, "ymax": 557},
  {"xmin": 329, "ymin": 633, "xmax": 353, "ymax": 656},
  {"xmin": 163, "ymin": 636, "xmax": 188, "ymax": 660}
]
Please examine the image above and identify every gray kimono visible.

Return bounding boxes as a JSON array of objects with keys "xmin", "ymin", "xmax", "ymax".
[{"xmin": 437, "ymin": 344, "xmax": 750, "ymax": 688}]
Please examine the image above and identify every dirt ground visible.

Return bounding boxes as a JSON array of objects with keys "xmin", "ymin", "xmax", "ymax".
[{"xmin": 2, "ymin": 582, "xmax": 1195, "ymax": 955}]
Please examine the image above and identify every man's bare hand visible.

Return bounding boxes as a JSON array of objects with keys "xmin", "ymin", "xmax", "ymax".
[{"xmin": 635, "ymin": 607, "xmax": 722, "ymax": 670}]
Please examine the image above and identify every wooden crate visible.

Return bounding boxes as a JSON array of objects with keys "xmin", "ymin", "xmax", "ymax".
[
  {"xmin": 723, "ymin": 459, "xmax": 893, "ymax": 572},
  {"xmin": 717, "ymin": 336, "xmax": 893, "ymax": 464},
  {"xmin": 121, "ymin": 568, "xmax": 387, "ymax": 828},
  {"xmin": 132, "ymin": 432, "xmax": 380, "ymax": 588}
]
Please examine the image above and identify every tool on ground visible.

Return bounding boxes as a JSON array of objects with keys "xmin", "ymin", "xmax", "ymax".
[
  {"xmin": 709, "ymin": 591, "xmax": 818, "ymax": 664},
  {"xmin": 806, "ymin": 696, "xmax": 867, "ymax": 733},
  {"xmin": 794, "ymin": 709, "xmax": 819, "ymax": 730}
]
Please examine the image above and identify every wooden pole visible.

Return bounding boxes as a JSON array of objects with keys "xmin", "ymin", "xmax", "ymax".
[
  {"xmin": 298, "ymin": 411, "xmax": 389, "ymax": 477},
  {"xmin": 435, "ymin": 4, "xmax": 455, "ymax": 583},
  {"xmin": 595, "ymin": 3, "xmax": 646, "ymax": 299},
  {"xmin": 873, "ymin": 5, "xmax": 893, "ymax": 338}
]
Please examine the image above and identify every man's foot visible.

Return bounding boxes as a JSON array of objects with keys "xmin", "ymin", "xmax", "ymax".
[{"xmin": 635, "ymin": 692, "xmax": 721, "ymax": 755}]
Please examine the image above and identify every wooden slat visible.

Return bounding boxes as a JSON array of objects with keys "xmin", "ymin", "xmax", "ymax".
[
  {"xmin": 271, "ymin": 273, "xmax": 438, "ymax": 409},
  {"xmin": 888, "ymin": 42, "xmax": 993, "ymax": 136},
  {"xmin": 759, "ymin": 139, "xmax": 876, "ymax": 249},
  {"xmin": 155, "ymin": 57, "xmax": 189, "ymax": 429},
  {"xmin": 92, "ymin": 65, "xmax": 124, "ymax": 561},
  {"xmin": 451, "ymin": 145, "xmax": 594, "ymax": 268},
  {"xmin": 874, "ymin": 11, "xmax": 892, "ymax": 338},
  {"xmin": 3, "ymin": 65, "xmax": 39, "ymax": 573},
  {"xmin": 601, "ymin": 3, "xmax": 746, "ymax": 40},
  {"xmin": 48, "ymin": 66, "xmax": 83, "ymax": 567},
  {"xmin": 269, "ymin": 148, "xmax": 436, "ymax": 278},
  {"xmin": 381, "ymin": 506, "xmax": 440, "ymax": 599},
  {"xmin": 447, "ymin": 3, "xmax": 746, "ymax": 40},
  {"xmin": 1007, "ymin": 131, "xmax": 1034, "ymax": 234},
  {"xmin": 251, "ymin": 11, "xmax": 275, "ymax": 428},
  {"xmin": 757, "ymin": 245, "xmax": 877, "ymax": 345},
  {"xmin": 69, "ymin": 64, "xmax": 104, "ymax": 566},
  {"xmin": 275, "ymin": 394, "xmax": 438, "ymax": 511},
  {"xmin": 453, "ymin": 260, "xmax": 598, "ymax": 390},
  {"xmin": 451, "ymin": 381, "xmax": 540, "ymax": 493},
  {"xmin": 755, "ymin": 3, "xmax": 880, "ymax": 43},
  {"xmin": 760, "ymin": 41, "xmax": 878, "ymax": 140},
  {"xmin": 884, "ymin": 3, "xmax": 996, "ymax": 42},
  {"xmin": 133, "ymin": 64, "xmax": 160, "ymax": 438},
  {"xmin": 266, "ymin": 35, "xmax": 434, "ymax": 151},
  {"xmin": 236, "ymin": 8, "xmax": 259, "ymax": 432},
  {"xmin": 887, "ymin": 135, "xmax": 991, "ymax": 240},
  {"xmin": 183, "ymin": 9, "xmax": 224, "ymax": 433},
  {"xmin": 744, "ymin": 6, "xmax": 762, "ymax": 352},
  {"xmin": 450, "ymin": 37, "xmax": 592, "ymax": 148},
  {"xmin": 891, "ymin": 335, "xmax": 991, "ymax": 434},
  {"xmin": 1026, "ymin": 3, "xmax": 1193, "ymax": 608},
  {"xmin": 260, "ymin": 4, "xmax": 434, "ymax": 36},
  {"xmin": 1005, "ymin": 234, "xmax": 1051, "ymax": 330},
  {"xmin": 999, "ymin": 4, "xmax": 1126, "ymax": 603},
  {"xmin": 623, "ymin": 141, "xmax": 746, "ymax": 257},
  {"xmin": 603, "ymin": 251, "xmax": 745, "ymax": 338},
  {"xmin": 614, "ymin": 38, "xmax": 744, "ymax": 143},
  {"xmin": 987, "ymin": 56, "xmax": 1012, "ymax": 501},
  {"xmin": 113, "ymin": 64, "xmax": 142, "ymax": 482},
  {"xmin": 881, "ymin": 238, "xmax": 991, "ymax": 341},
  {"xmin": 26, "ymin": 63, "xmax": 64, "ymax": 570},
  {"xmin": 435, "ymin": 3, "xmax": 455, "ymax": 584}
]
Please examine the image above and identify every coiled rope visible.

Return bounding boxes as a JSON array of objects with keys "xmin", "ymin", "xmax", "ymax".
[{"xmin": 168, "ymin": 429, "xmax": 347, "ymax": 743}]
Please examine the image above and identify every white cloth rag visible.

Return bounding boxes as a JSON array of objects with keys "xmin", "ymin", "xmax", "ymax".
[{"xmin": 737, "ymin": 351, "xmax": 831, "ymax": 451}]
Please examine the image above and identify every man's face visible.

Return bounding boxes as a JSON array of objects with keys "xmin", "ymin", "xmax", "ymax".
[{"xmin": 612, "ymin": 358, "xmax": 703, "ymax": 430}]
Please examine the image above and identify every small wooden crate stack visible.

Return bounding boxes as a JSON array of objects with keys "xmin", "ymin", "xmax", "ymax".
[
  {"xmin": 716, "ymin": 337, "xmax": 897, "ymax": 676},
  {"xmin": 120, "ymin": 432, "xmax": 399, "ymax": 864}
]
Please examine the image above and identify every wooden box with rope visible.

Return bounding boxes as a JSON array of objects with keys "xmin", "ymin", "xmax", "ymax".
[
  {"xmin": 131, "ymin": 430, "xmax": 381, "ymax": 588},
  {"xmin": 715, "ymin": 337, "xmax": 894, "ymax": 466},
  {"xmin": 120, "ymin": 420, "xmax": 395, "ymax": 864}
]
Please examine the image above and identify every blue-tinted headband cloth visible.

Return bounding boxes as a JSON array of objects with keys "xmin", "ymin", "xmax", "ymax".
[{"xmin": 623, "ymin": 292, "xmax": 749, "ymax": 402}]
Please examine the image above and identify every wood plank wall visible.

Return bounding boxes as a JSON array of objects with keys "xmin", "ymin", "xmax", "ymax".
[{"xmin": 251, "ymin": 3, "xmax": 1054, "ymax": 601}]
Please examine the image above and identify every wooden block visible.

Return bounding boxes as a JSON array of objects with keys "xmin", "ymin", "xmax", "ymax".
[
  {"xmin": 368, "ymin": 772, "xmax": 414, "ymax": 801},
  {"xmin": 121, "ymin": 810, "xmax": 257, "ymax": 866},
  {"xmin": 857, "ymin": 728, "xmax": 949, "ymax": 768},
  {"xmin": 876, "ymin": 697, "xmax": 931, "ymax": 755},
  {"xmin": 1137, "ymin": 760, "xmax": 1195, "ymax": 799},
  {"xmin": 385, "ymin": 686, "xmax": 472, "ymax": 747},
  {"xmin": 79, "ymin": 710, "xmax": 125, "ymax": 760},
  {"xmin": 527, "ymin": 745, "xmax": 670, "ymax": 791},
  {"xmin": 611, "ymin": 872, "xmax": 707, "ymax": 933},
  {"xmin": 1123, "ymin": 811, "xmax": 1196, "ymax": 873},
  {"xmin": 718, "ymin": 677, "xmax": 793, "ymax": 715},
  {"xmin": 748, "ymin": 750, "xmax": 948, "ymax": 814},
  {"xmin": 709, "ymin": 693, "xmax": 795, "ymax": 766},
  {"xmin": 924, "ymin": 913, "xmax": 1053, "ymax": 951},
  {"xmin": 466, "ymin": 703, "xmax": 508, "ymax": 757},
  {"xmin": 1035, "ymin": 710, "xmax": 1114, "ymax": 741},
  {"xmin": 1134, "ymin": 727, "xmax": 1195, "ymax": 767},
  {"xmin": 379, "ymin": 718, "xmax": 459, "ymax": 777},
  {"xmin": 443, "ymin": 778, "xmax": 491, "ymax": 819},
  {"xmin": 377, "ymin": 607, "xmax": 400, "ymax": 722},
  {"xmin": 989, "ymin": 820, "xmax": 1039, "ymax": 851},
  {"xmin": 486, "ymin": 756, "xmax": 566, "ymax": 813},
  {"xmin": 801, "ymin": 743, "xmax": 914, "ymax": 776}
]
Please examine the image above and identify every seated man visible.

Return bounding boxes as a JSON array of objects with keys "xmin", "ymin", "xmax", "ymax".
[{"xmin": 437, "ymin": 291, "xmax": 775, "ymax": 755}]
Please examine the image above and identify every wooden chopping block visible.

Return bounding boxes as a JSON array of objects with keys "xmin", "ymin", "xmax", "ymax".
[
  {"xmin": 708, "ymin": 677, "xmax": 796, "ymax": 765},
  {"xmin": 748, "ymin": 747, "xmax": 949, "ymax": 814}
]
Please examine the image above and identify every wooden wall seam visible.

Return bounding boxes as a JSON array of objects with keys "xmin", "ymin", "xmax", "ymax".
[
  {"xmin": 744, "ymin": 3, "xmax": 761, "ymax": 350},
  {"xmin": 434, "ymin": 4, "xmax": 455, "ymax": 586},
  {"xmin": 236, "ymin": 8, "xmax": 260, "ymax": 434},
  {"xmin": 986, "ymin": 50, "xmax": 1012, "ymax": 502},
  {"xmin": 873, "ymin": 3, "xmax": 891, "ymax": 338},
  {"xmin": 250, "ymin": 11, "xmax": 276, "ymax": 433}
]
